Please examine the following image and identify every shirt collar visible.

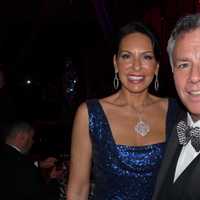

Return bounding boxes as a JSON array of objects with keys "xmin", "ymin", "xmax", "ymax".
[
  {"xmin": 187, "ymin": 112, "xmax": 200, "ymax": 128},
  {"xmin": 8, "ymin": 144, "xmax": 22, "ymax": 153}
]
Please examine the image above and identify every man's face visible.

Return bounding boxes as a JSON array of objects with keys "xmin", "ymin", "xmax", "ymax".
[
  {"xmin": 173, "ymin": 28, "xmax": 200, "ymax": 121},
  {"xmin": 21, "ymin": 131, "xmax": 34, "ymax": 154}
]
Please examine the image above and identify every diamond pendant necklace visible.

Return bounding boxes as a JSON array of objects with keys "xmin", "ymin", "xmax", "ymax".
[{"xmin": 133, "ymin": 104, "xmax": 150, "ymax": 137}]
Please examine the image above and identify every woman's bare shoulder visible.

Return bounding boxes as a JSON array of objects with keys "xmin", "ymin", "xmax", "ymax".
[
  {"xmin": 150, "ymin": 95, "xmax": 168, "ymax": 111},
  {"xmin": 98, "ymin": 94, "xmax": 119, "ymax": 109},
  {"xmin": 74, "ymin": 102, "xmax": 89, "ymax": 119}
]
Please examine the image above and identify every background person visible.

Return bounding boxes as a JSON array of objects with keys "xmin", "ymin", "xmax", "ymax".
[{"xmin": 0, "ymin": 121, "xmax": 62, "ymax": 200}]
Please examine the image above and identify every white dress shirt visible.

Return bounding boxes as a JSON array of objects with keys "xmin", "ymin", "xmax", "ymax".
[
  {"xmin": 174, "ymin": 113, "xmax": 200, "ymax": 182},
  {"xmin": 8, "ymin": 144, "xmax": 22, "ymax": 153}
]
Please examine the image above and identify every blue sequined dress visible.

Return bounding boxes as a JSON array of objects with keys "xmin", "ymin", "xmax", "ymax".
[{"xmin": 86, "ymin": 99, "xmax": 176, "ymax": 200}]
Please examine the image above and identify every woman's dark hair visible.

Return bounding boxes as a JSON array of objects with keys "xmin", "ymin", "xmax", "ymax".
[{"xmin": 113, "ymin": 21, "xmax": 161, "ymax": 62}]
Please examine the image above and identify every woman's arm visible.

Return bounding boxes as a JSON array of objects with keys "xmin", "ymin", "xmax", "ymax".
[{"xmin": 66, "ymin": 103, "xmax": 92, "ymax": 200}]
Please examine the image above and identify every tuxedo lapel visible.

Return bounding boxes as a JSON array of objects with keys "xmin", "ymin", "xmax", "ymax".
[
  {"xmin": 153, "ymin": 112, "xmax": 187, "ymax": 200},
  {"xmin": 183, "ymin": 151, "xmax": 200, "ymax": 193},
  {"xmin": 165, "ymin": 149, "xmax": 200, "ymax": 199},
  {"xmin": 152, "ymin": 126, "xmax": 179, "ymax": 199}
]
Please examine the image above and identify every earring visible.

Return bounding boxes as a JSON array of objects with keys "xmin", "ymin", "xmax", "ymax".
[
  {"xmin": 113, "ymin": 72, "xmax": 119, "ymax": 90},
  {"xmin": 154, "ymin": 74, "xmax": 159, "ymax": 91}
]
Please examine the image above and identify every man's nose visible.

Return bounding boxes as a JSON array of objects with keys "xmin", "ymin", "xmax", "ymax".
[{"xmin": 189, "ymin": 64, "xmax": 200, "ymax": 83}]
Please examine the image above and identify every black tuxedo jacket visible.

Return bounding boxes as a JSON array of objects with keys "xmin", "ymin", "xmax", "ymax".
[
  {"xmin": 153, "ymin": 111, "xmax": 200, "ymax": 200},
  {"xmin": 0, "ymin": 144, "xmax": 51, "ymax": 200}
]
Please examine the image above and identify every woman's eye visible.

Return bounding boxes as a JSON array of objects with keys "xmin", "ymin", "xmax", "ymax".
[
  {"xmin": 143, "ymin": 55, "xmax": 153, "ymax": 60},
  {"xmin": 120, "ymin": 53, "xmax": 131, "ymax": 59}
]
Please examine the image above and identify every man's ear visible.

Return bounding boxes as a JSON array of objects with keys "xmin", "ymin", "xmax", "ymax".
[{"xmin": 113, "ymin": 55, "xmax": 118, "ymax": 73}]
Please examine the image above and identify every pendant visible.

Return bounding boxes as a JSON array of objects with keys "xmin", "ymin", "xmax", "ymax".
[{"xmin": 134, "ymin": 120, "xmax": 150, "ymax": 136}]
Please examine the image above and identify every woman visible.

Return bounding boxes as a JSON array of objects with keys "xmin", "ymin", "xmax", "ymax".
[{"xmin": 67, "ymin": 21, "xmax": 178, "ymax": 200}]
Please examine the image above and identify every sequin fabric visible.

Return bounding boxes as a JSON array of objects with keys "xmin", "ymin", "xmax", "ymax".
[{"xmin": 86, "ymin": 99, "xmax": 166, "ymax": 200}]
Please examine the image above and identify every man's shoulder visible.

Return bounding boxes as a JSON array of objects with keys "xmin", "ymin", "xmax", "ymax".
[
  {"xmin": 0, "ymin": 145, "xmax": 35, "ymax": 170},
  {"xmin": 1, "ymin": 144, "xmax": 21, "ymax": 159}
]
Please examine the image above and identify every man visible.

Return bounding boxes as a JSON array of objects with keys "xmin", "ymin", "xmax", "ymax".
[
  {"xmin": 0, "ymin": 121, "xmax": 60, "ymax": 200},
  {"xmin": 153, "ymin": 13, "xmax": 200, "ymax": 199}
]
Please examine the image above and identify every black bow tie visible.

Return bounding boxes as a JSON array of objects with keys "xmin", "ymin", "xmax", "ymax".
[{"xmin": 176, "ymin": 120, "xmax": 200, "ymax": 152}]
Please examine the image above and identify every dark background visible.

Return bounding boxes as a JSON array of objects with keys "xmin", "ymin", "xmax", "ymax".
[{"xmin": 0, "ymin": 0, "xmax": 199, "ymax": 157}]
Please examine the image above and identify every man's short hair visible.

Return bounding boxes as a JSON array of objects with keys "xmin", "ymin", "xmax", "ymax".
[
  {"xmin": 5, "ymin": 121, "xmax": 34, "ymax": 140},
  {"xmin": 167, "ymin": 13, "xmax": 200, "ymax": 67}
]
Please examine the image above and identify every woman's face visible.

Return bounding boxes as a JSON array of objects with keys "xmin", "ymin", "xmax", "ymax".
[{"xmin": 114, "ymin": 32, "xmax": 159, "ymax": 94}]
